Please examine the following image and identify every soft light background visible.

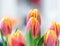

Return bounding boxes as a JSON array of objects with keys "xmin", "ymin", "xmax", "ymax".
[{"xmin": 0, "ymin": 0, "xmax": 60, "ymax": 43}]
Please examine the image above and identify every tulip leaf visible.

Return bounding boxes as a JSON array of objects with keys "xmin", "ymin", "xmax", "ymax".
[
  {"xmin": 25, "ymin": 30, "xmax": 33, "ymax": 46},
  {"xmin": 37, "ymin": 36, "xmax": 44, "ymax": 46},
  {"xmin": 33, "ymin": 34, "xmax": 41, "ymax": 46},
  {"xmin": 25, "ymin": 30, "xmax": 41, "ymax": 46},
  {"xmin": 15, "ymin": 28, "xmax": 18, "ymax": 32},
  {"xmin": 5, "ymin": 41, "xmax": 7, "ymax": 46},
  {"xmin": 58, "ymin": 36, "xmax": 60, "ymax": 46},
  {"xmin": 0, "ymin": 30, "xmax": 6, "ymax": 46}
]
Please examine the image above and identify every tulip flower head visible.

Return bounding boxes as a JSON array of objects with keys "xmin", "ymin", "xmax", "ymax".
[
  {"xmin": 44, "ymin": 30, "xmax": 58, "ymax": 46},
  {"xmin": 26, "ymin": 9, "xmax": 41, "ymax": 25},
  {"xmin": 48, "ymin": 22, "xmax": 60, "ymax": 37},
  {"xmin": 8, "ymin": 30, "xmax": 25, "ymax": 46},
  {"xmin": 0, "ymin": 17, "xmax": 17, "ymax": 36},
  {"xmin": 26, "ymin": 17, "xmax": 40, "ymax": 38},
  {"xmin": 32, "ymin": 0, "xmax": 40, "ymax": 3}
]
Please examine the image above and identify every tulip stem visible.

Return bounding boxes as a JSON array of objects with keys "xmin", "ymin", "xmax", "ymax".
[
  {"xmin": 0, "ymin": 31, "xmax": 6, "ymax": 46},
  {"xmin": 15, "ymin": 28, "xmax": 18, "ymax": 32}
]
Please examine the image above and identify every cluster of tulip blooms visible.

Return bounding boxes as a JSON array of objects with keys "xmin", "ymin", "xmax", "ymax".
[{"xmin": 0, "ymin": 9, "xmax": 60, "ymax": 46}]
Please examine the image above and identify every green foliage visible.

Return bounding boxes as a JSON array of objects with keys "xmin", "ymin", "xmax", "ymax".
[
  {"xmin": 25, "ymin": 30, "xmax": 33, "ymax": 46},
  {"xmin": 37, "ymin": 36, "xmax": 43, "ymax": 46},
  {"xmin": 0, "ymin": 30, "xmax": 7, "ymax": 46},
  {"xmin": 25, "ymin": 30, "xmax": 43, "ymax": 46}
]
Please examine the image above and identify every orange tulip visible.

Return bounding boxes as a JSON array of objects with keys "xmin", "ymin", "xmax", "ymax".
[
  {"xmin": 26, "ymin": 9, "xmax": 41, "ymax": 25},
  {"xmin": 0, "ymin": 17, "xmax": 17, "ymax": 36},
  {"xmin": 8, "ymin": 30, "xmax": 25, "ymax": 46},
  {"xmin": 48, "ymin": 22, "xmax": 60, "ymax": 37},
  {"xmin": 26, "ymin": 17, "xmax": 40, "ymax": 38},
  {"xmin": 44, "ymin": 30, "xmax": 58, "ymax": 46}
]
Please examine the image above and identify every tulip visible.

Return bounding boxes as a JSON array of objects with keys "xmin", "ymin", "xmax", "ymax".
[
  {"xmin": 29, "ymin": 0, "xmax": 40, "ymax": 4},
  {"xmin": 26, "ymin": 9, "xmax": 41, "ymax": 25},
  {"xmin": 0, "ymin": 17, "xmax": 17, "ymax": 36},
  {"xmin": 8, "ymin": 30, "xmax": 25, "ymax": 46},
  {"xmin": 48, "ymin": 22, "xmax": 60, "ymax": 37},
  {"xmin": 26, "ymin": 17, "xmax": 40, "ymax": 38},
  {"xmin": 32, "ymin": 0, "xmax": 40, "ymax": 3},
  {"xmin": 44, "ymin": 30, "xmax": 58, "ymax": 46}
]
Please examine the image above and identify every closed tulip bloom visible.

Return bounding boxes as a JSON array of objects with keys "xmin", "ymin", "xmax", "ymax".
[
  {"xmin": 32, "ymin": 0, "xmax": 40, "ymax": 3},
  {"xmin": 0, "ymin": 17, "xmax": 17, "ymax": 36},
  {"xmin": 48, "ymin": 22, "xmax": 60, "ymax": 37},
  {"xmin": 26, "ymin": 9, "xmax": 41, "ymax": 25},
  {"xmin": 44, "ymin": 30, "xmax": 58, "ymax": 46},
  {"xmin": 26, "ymin": 17, "xmax": 40, "ymax": 38},
  {"xmin": 8, "ymin": 30, "xmax": 25, "ymax": 46}
]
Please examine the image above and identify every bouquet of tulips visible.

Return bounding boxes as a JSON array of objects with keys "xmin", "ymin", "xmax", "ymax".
[{"xmin": 0, "ymin": 9, "xmax": 60, "ymax": 46}]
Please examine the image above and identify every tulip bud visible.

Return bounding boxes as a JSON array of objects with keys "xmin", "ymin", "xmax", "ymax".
[
  {"xmin": 0, "ymin": 17, "xmax": 17, "ymax": 36},
  {"xmin": 44, "ymin": 30, "xmax": 58, "ymax": 46},
  {"xmin": 29, "ymin": 0, "xmax": 40, "ymax": 4},
  {"xmin": 26, "ymin": 17, "xmax": 40, "ymax": 38},
  {"xmin": 48, "ymin": 22, "xmax": 60, "ymax": 37},
  {"xmin": 8, "ymin": 30, "xmax": 25, "ymax": 46},
  {"xmin": 26, "ymin": 9, "xmax": 41, "ymax": 25},
  {"xmin": 32, "ymin": 0, "xmax": 40, "ymax": 3}
]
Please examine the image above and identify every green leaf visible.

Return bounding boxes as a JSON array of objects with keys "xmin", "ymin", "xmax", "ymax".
[
  {"xmin": 5, "ymin": 41, "xmax": 7, "ymax": 46},
  {"xmin": 37, "ymin": 36, "xmax": 44, "ymax": 46},
  {"xmin": 25, "ymin": 30, "xmax": 33, "ymax": 46},
  {"xmin": 0, "ymin": 30, "xmax": 6, "ymax": 46},
  {"xmin": 25, "ymin": 30, "xmax": 41, "ymax": 46},
  {"xmin": 15, "ymin": 28, "xmax": 18, "ymax": 32},
  {"xmin": 33, "ymin": 34, "xmax": 41, "ymax": 46},
  {"xmin": 58, "ymin": 36, "xmax": 60, "ymax": 46}
]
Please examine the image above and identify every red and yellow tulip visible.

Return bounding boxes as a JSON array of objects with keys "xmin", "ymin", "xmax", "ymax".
[
  {"xmin": 0, "ymin": 17, "xmax": 17, "ymax": 36},
  {"xmin": 8, "ymin": 30, "xmax": 25, "ymax": 46},
  {"xmin": 26, "ymin": 9, "xmax": 41, "ymax": 25},
  {"xmin": 48, "ymin": 22, "xmax": 60, "ymax": 37},
  {"xmin": 26, "ymin": 17, "xmax": 40, "ymax": 38},
  {"xmin": 44, "ymin": 30, "xmax": 58, "ymax": 46}
]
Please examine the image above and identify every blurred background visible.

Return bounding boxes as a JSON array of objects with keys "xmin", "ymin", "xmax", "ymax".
[{"xmin": 0, "ymin": 0, "xmax": 60, "ymax": 44}]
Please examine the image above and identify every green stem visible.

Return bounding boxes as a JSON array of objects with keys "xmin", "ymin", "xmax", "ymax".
[
  {"xmin": 0, "ymin": 31, "xmax": 6, "ymax": 46},
  {"xmin": 6, "ymin": 37, "xmax": 8, "ymax": 46},
  {"xmin": 15, "ymin": 28, "xmax": 18, "ymax": 32}
]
